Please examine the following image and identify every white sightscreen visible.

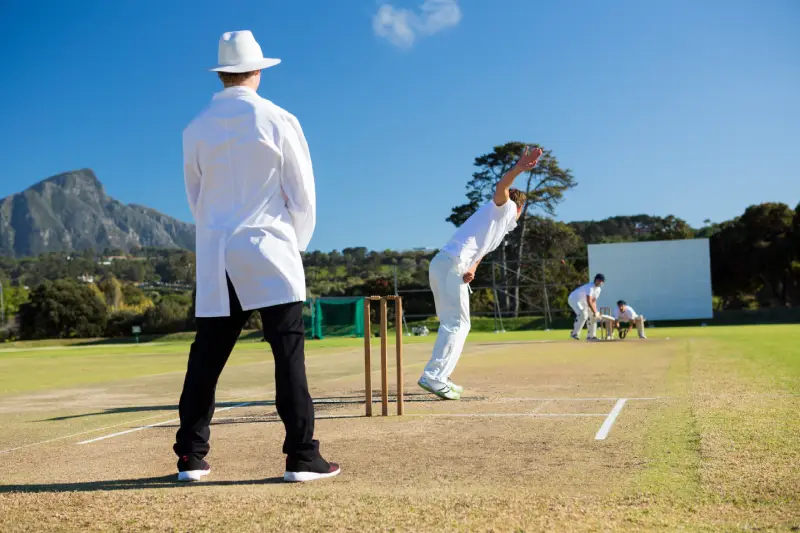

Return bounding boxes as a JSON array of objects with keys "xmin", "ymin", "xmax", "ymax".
[{"xmin": 587, "ymin": 239, "xmax": 713, "ymax": 321}]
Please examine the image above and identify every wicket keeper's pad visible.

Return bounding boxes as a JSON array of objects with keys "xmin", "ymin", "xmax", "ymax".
[{"xmin": 311, "ymin": 297, "xmax": 365, "ymax": 339}]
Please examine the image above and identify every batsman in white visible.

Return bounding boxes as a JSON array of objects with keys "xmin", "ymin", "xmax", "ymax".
[
  {"xmin": 568, "ymin": 274, "xmax": 606, "ymax": 341},
  {"xmin": 614, "ymin": 300, "xmax": 647, "ymax": 339},
  {"xmin": 418, "ymin": 146, "xmax": 545, "ymax": 400}
]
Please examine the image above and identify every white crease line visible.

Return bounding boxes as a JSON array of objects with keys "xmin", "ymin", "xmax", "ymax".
[
  {"xmin": 212, "ymin": 413, "xmax": 607, "ymax": 421},
  {"xmin": 531, "ymin": 399, "xmax": 552, "ymax": 413},
  {"xmin": 595, "ymin": 398, "xmax": 627, "ymax": 440},
  {"xmin": 497, "ymin": 397, "xmax": 661, "ymax": 402},
  {"xmin": 0, "ymin": 411, "xmax": 183, "ymax": 456},
  {"xmin": 77, "ymin": 402, "xmax": 251, "ymax": 445},
  {"xmin": 412, "ymin": 413, "xmax": 607, "ymax": 418},
  {"xmin": 214, "ymin": 414, "xmax": 352, "ymax": 422},
  {"xmin": 2, "ymin": 395, "xmax": 653, "ymax": 455}
]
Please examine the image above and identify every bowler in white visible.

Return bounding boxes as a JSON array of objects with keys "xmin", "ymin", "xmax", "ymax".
[
  {"xmin": 568, "ymin": 274, "xmax": 605, "ymax": 341},
  {"xmin": 418, "ymin": 146, "xmax": 544, "ymax": 400}
]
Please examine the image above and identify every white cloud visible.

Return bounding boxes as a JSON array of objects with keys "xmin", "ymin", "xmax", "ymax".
[{"xmin": 373, "ymin": 0, "xmax": 462, "ymax": 48}]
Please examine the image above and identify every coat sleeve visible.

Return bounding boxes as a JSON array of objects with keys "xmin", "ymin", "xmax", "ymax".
[
  {"xmin": 280, "ymin": 115, "xmax": 317, "ymax": 251},
  {"xmin": 182, "ymin": 131, "xmax": 201, "ymax": 220}
]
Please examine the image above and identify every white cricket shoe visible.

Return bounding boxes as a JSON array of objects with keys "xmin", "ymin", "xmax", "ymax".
[
  {"xmin": 418, "ymin": 377, "xmax": 460, "ymax": 400},
  {"xmin": 447, "ymin": 380, "xmax": 464, "ymax": 395}
]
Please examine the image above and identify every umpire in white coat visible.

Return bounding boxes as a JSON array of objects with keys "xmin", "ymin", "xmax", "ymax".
[{"xmin": 174, "ymin": 31, "xmax": 339, "ymax": 483}]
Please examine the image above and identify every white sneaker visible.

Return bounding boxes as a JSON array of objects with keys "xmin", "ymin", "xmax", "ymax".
[
  {"xmin": 570, "ymin": 333, "xmax": 580, "ymax": 341},
  {"xmin": 283, "ymin": 458, "xmax": 341, "ymax": 483},
  {"xmin": 177, "ymin": 457, "xmax": 211, "ymax": 482},
  {"xmin": 418, "ymin": 377, "xmax": 460, "ymax": 400},
  {"xmin": 639, "ymin": 335, "xmax": 647, "ymax": 339},
  {"xmin": 447, "ymin": 380, "xmax": 464, "ymax": 395}
]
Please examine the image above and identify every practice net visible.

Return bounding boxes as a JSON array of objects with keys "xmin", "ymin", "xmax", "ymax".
[{"xmin": 309, "ymin": 297, "xmax": 365, "ymax": 339}]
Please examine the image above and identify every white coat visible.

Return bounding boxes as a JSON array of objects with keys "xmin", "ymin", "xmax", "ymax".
[{"xmin": 183, "ymin": 86, "xmax": 316, "ymax": 317}]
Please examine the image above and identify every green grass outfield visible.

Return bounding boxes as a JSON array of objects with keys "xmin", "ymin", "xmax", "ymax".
[{"xmin": 1, "ymin": 325, "xmax": 796, "ymax": 396}]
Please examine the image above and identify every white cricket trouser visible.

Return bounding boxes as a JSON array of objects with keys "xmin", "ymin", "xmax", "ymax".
[
  {"xmin": 422, "ymin": 253, "xmax": 470, "ymax": 386},
  {"xmin": 569, "ymin": 297, "xmax": 597, "ymax": 338},
  {"xmin": 621, "ymin": 316, "xmax": 646, "ymax": 337}
]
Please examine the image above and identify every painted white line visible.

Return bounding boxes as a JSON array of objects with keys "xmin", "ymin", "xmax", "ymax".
[
  {"xmin": 594, "ymin": 398, "xmax": 627, "ymax": 440},
  {"xmin": 496, "ymin": 397, "xmax": 661, "ymax": 402},
  {"xmin": 77, "ymin": 419, "xmax": 178, "ymax": 444},
  {"xmin": 1, "ymin": 398, "xmax": 255, "ymax": 455},
  {"xmin": 1, "ymin": 394, "xmax": 654, "ymax": 455},
  {"xmin": 77, "ymin": 402, "xmax": 251, "ymax": 445},
  {"xmin": 531, "ymin": 399, "xmax": 552, "ymax": 413},
  {"xmin": 0, "ymin": 411, "xmax": 183, "ymax": 456},
  {"xmin": 0, "ymin": 343, "xmax": 168, "ymax": 353},
  {"xmin": 415, "ymin": 413, "xmax": 607, "ymax": 418},
  {"xmin": 213, "ymin": 412, "xmax": 607, "ymax": 421},
  {"xmin": 214, "ymin": 414, "xmax": 354, "ymax": 422},
  {"xmin": 474, "ymin": 340, "xmax": 557, "ymax": 346}
]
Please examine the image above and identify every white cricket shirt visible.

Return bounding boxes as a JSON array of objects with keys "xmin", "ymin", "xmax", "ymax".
[
  {"xmin": 440, "ymin": 200, "xmax": 518, "ymax": 271},
  {"xmin": 183, "ymin": 86, "xmax": 316, "ymax": 317},
  {"xmin": 569, "ymin": 282, "xmax": 602, "ymax": 304},
  {"xmin": 614, "ymin": 306, "xmax": 639, "ymax": 321}
]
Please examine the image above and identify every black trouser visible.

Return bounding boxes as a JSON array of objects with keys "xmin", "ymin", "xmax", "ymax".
[{"xmin": 174, "ymin": 278, "xmax": 319, "ymax": 463}]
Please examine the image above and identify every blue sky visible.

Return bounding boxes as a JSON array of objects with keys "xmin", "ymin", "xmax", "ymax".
[{"xmin": 0, "ymin": 0, "xmax": 798, "ymax": 252}]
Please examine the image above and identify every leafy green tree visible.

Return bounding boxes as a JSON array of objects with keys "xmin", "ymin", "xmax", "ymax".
[
  {"xmin": 142, "ymin": 298, "xmax": 190, "ymax": 334},
  {"xmin": 517, "ymin": 218, "xmax": 587, "ymax": 318},
  {"xmin": 711, "ymin": 203, "xmax": 795, "ymax": 308},
  {"xmin": 645, "ymin": 215, "xmax": 696, "ymax": 241},
  {"xmin": 570, "ymin": 215, "xmax": 697, "ymax": 244},
  {"xmin": 2, "ymin": 284, "xmax": 29, "ymax": 318},
  {"xmin": 794, "ymin": 203, "xmax": 800, "ymax": 258},
  {"xmin": 18, "ymin": 280, "xmax": 108, "ymax": 339},
  {"xmin": 105, "ymin": 309, "xmax": 143, "ymax": 337},
  {"xmin": 121, "ymin": 284, "xmax": 148, "ymax": 306},
  {"xmin": 524, "ymin": 217, "xmax": 584, "ymax": 260},
  {"xmin": 154, "ymin": 251, "xmax": 195, "ymax": 284},
  {"xmin": 97, "ymin": 276, "xmax": 123, "ymax": 310}
]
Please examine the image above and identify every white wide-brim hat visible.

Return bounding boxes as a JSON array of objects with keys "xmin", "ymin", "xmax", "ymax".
[{"xmin": 210, "ymin": 30, "xmax": 281, "ymax": 73}]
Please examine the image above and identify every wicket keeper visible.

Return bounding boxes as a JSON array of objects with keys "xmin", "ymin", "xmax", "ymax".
[{"xmin": 614, "ymin": 300, "xmax": 647, "ymax": 339}]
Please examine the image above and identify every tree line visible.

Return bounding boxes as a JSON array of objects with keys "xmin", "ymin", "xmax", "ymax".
[{"xmin": 1, "ymin": 142, "xmax": 797, "ymax": 340}]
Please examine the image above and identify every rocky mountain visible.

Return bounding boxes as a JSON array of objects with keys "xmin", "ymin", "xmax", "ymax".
[{"xmin": 0, "ymin": 169, "xmax": 195, "ymax": 257}]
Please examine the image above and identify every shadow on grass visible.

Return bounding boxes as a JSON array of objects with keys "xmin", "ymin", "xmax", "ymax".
[
  {"xmin": 0, "ymin": 475, "xmax": 287, "ymax": 494},
  {"xmin": 41, "ymin": 394, "xmax": 436, "ymax": 421}
]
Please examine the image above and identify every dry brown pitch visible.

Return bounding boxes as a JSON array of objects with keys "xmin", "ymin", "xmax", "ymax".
[{"xmin": 1, "ymin": 326, "xmax": 798, "ymax": 532}]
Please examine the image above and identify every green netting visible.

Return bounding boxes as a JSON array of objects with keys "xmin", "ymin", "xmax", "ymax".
[{"xmin": 312, "ymin": 297, "xmax": 364, "ymax": 339}]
